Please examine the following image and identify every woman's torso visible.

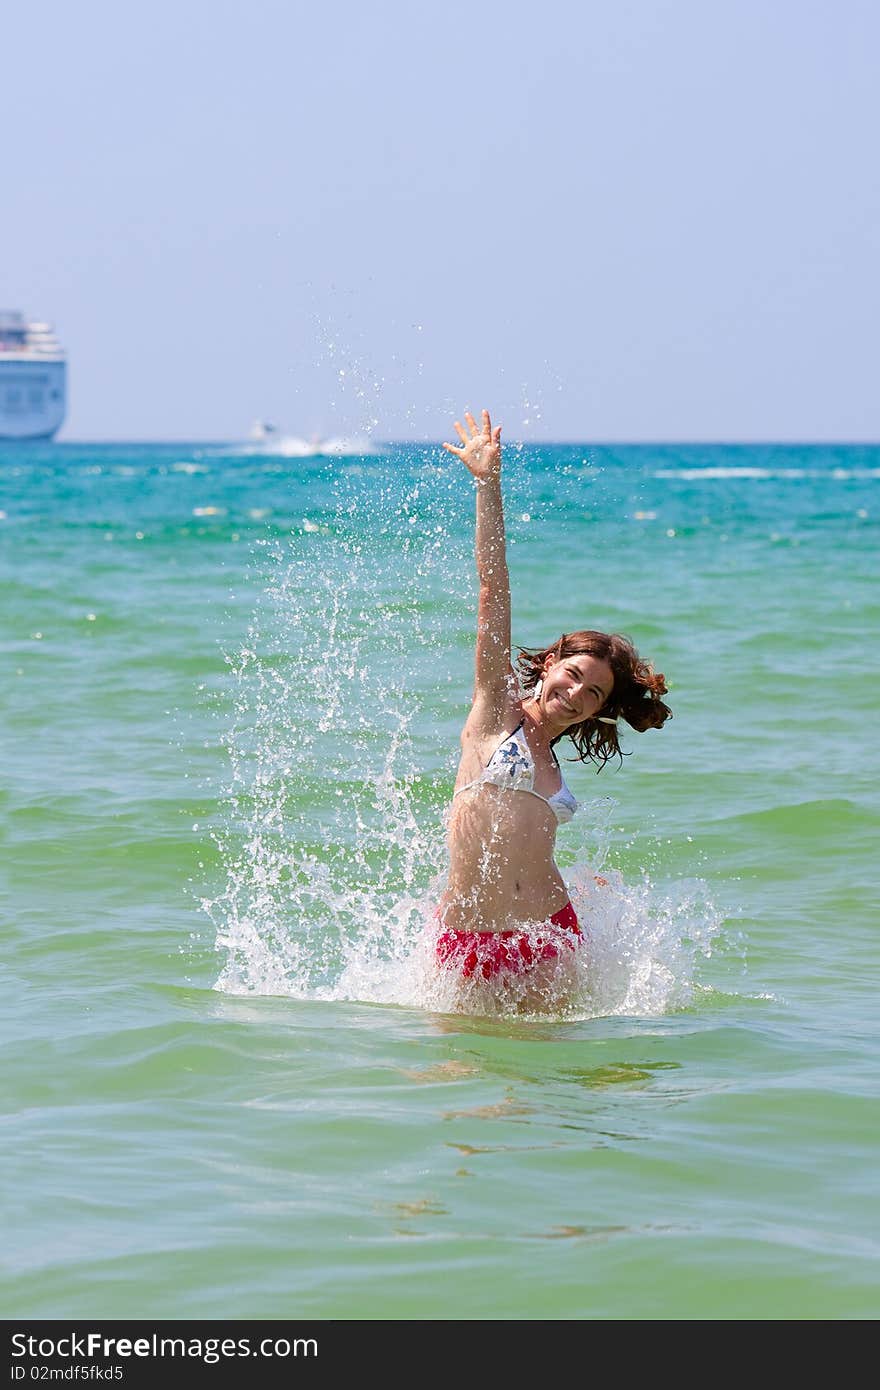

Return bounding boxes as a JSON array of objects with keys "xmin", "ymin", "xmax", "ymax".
[{"xmin": 441, "ymin": 709, "xmax": 577, "ymax": 931}]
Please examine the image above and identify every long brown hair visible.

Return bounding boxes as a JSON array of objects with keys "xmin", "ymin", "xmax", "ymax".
[{"xmin": 516, "ymin": 630, "xmax": 672, "ymax": 770}]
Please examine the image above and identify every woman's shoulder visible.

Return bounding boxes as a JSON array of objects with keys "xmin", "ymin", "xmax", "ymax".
[{"xmin": 461, "ymin": 686, "xmax": 524, "ymax": 747}]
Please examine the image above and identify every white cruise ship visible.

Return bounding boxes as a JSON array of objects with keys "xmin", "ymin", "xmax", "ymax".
[{"xmin": 0, "ymin": 311, "xmax": 66, "ymax": 440}]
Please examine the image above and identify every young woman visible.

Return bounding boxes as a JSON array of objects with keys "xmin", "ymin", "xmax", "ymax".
[{"xmin": 435, "ymin": 409, "xmax": 671, "ymax": 1006}]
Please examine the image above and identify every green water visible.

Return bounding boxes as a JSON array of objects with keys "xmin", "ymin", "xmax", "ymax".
[{"xmin": 2, "ymin": 441, "xmax": 878, "ymax": 1318}]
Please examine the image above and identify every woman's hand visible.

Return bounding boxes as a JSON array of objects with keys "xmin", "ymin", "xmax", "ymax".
[{"xmin": 442, "ymin": 409, "xmax": 502, "ymax": 483}]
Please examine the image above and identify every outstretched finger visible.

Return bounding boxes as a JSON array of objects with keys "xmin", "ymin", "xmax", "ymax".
[
  {"xmin": 464, "ymin": 411, "xmax": 479, "ymax": 437},
  {"xmin": 453, "ymin": 420, "xmax": 468, "ymax": 445},
  {"xmin": 492, "ymin": 425, "xmax": 502, "ymax": 444},
  {"xmin": 442, "ymin": 442, "xmax": 464, "ymax": 458},
  {"xmin": 482, "ymin": 409, "xmax": 492, "ymax": 436}
]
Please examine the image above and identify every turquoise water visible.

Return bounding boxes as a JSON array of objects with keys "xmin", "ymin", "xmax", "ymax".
[{"xmin": 2, "ymin": 440, "xmax": 878, "ymax": 1319}]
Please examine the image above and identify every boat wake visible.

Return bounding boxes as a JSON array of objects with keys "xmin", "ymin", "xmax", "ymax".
[{"xmin": 230, "ymin": 422, "xmax": 383, "ymax": 457}]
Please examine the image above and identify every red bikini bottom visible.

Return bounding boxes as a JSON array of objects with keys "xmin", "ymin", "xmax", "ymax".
[{"xmin": 435, "ymin": 901, "xmax": 581, "ymax": 980}]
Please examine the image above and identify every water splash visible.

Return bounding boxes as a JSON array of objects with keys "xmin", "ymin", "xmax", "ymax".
[{"xmin": 204, "ymin": 453, "xmax": 725, "ymax": 1019}]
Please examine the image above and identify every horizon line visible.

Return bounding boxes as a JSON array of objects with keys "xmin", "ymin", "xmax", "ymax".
[{"xmin": 30, "ymin": 435, "xmax": 880, "ymax": 449}]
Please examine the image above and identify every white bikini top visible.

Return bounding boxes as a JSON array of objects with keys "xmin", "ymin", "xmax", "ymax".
[{"xmin": 453, "ymin": 721, "xmax": 579, "ymax": 825}]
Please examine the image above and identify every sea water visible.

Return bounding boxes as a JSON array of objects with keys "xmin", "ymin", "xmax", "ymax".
[{"xmin": 2, "ymin": 440, "xmax": 878, "ymax": 1318}]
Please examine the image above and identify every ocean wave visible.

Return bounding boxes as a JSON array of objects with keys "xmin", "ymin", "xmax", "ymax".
[{"xmin": 654, "ymin": 467, "xmax": 880, "ymax": 481}]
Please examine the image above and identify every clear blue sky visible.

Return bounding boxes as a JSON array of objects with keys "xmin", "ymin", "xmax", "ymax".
[{"xmin": 5, "ymin": 0, "xmax": 878, "ymax": 441}]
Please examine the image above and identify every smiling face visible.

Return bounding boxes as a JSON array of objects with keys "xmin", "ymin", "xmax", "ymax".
[{"xmin": 540, "ymin": 653, "xmax": 615, "ymax": 728}]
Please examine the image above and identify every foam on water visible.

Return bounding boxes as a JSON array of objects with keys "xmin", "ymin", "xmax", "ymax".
[
  {"xmin": 319, "ymin": 867, "xmax": 723, "ymax": 1021},
  {"xmin": 233, "ymin": 436, "xmax": 383, "ymax": 458},
  {"xmin": 205, "ymin": 458, "xmax": 725, "ymax": 1019},
  {"xmin": 654, "ymin": 466, "xmax": 880, "ymax": 481}
]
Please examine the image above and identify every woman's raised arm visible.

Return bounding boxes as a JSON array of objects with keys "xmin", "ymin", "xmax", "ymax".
[{"xmin": 443, "ymin": 409, "xmax": 510, "ymax": 721}]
